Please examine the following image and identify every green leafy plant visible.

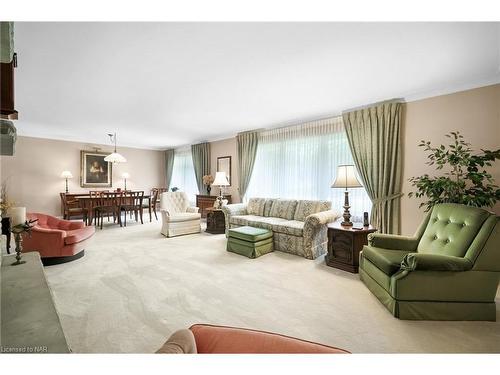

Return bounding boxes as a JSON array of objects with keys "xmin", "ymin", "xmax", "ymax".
[{"xmin": 408, "ymin": 131, "xmax": 500, "ymax": 211}]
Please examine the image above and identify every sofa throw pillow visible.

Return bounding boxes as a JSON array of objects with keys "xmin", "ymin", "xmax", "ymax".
[
  {"xmin": 247, "ymin": 198, "xmax": 267, "ymax": 216},
  {"xmin": 263, "ymin": 199, "xmax": 276, "ymax": 217},
  {"xmin": 269, "ymin": 199, "xmax": 298, "ymax": 220},
  {"xmin": 294, "ymin": 200, "xmax": 332, "ymax": 222}
]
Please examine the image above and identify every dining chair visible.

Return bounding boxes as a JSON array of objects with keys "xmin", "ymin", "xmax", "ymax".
[
  {"xmin": 60, "ymin": 193, "xmax": 88, "ymax": 223},
  {"xmin": 94, "ymin": 192, "xmax": 120, "ymax": 229},
  {"xmin": 119, "ymin": 191, "xmax": 144, "ymax": 226}
]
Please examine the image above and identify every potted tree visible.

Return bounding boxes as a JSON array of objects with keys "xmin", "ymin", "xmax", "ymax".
[{"xmin": 409, "ymin": 131, "xmax": 500, "ymax": 211}]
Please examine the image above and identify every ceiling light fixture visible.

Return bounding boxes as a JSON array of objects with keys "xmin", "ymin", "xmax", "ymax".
[{"xmin": 104, "ymin": 132, "xmax": 127, "ymax": 164}]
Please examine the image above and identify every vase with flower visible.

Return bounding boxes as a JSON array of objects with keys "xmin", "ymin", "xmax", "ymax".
[{"xmin": 203, "ymin": 174, "xmax": 214, "ymax": 195}]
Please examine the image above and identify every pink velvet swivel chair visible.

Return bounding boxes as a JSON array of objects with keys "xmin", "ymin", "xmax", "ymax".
[{"xmin": 22, "ymin": 213, "xmax": 95, "ymax": 265}]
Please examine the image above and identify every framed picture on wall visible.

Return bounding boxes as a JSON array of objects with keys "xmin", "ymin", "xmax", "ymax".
[
  {"xmin": 80, "ymin": 150, "xmax": 112, "ymax": 188},
  {"xmin": 217, "ymin": 156, "xmax": 231, "ymax": 186}
]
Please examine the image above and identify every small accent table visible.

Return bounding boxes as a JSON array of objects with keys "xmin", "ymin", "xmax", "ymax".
[
  {"xmin": 196, "ymin": 195, "xmax": 232, "ymax": 218},
  {"xmin": 205, "ymin": 207, "xmax": 226, "ymax": 234},
  {"xmin": 325, "ymin": 221, "xmax": 377, "ymax": 273}
]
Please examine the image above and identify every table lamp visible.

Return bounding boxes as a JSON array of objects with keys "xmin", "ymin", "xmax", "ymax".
[
  {"xmin": 122, "ymin": 172, "xmax": 130, "ymax": 190},
  {"xmin": 60, "ymin": 171, "xmax": 73, "ymax": 193},
  {"xmin": 331, "ymin": 165, "xmax": 363, "ymax": 226},
  {"xmin": 213, "ymin": 171, "xmax": 229, "ymax": 208}
]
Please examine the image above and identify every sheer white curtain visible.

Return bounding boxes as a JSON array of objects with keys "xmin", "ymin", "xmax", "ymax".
[
  {"xmin": 245, "ymin": 116, "xmax": 371, "ymax": 222},
  {"xmin": 170, "ymin": 147, "xmax": 199, "ymax": 205}
]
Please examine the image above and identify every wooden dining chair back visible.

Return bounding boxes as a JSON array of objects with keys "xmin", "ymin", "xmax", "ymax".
[
  {"xmin": 120, "ymin": 191, "xmax": 144, "ymax": 226},
  {"xmin": 60, "ymin": 192, "xmax": 88, "ymax": 222},
  {"xmin": 94, "ymin": 191, "xmax": 120, "ymax": 229}
]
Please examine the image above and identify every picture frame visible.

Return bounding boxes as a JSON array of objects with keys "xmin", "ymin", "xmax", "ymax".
[
  {"xmin": 217, "ymin": 156, "xmax": 231, "ymax": 186},
  {"xmin": 80, "ymin": 150, "xmax": 112, "ymax": 188}
]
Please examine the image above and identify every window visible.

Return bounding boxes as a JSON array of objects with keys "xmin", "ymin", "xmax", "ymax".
[
  {"xmin": 245, "ymin": 117, "xmax": 371, "ymax": 222},
  {"xmin": 170, "ymin": 147, "xmax": 199, "ymax": 204}
]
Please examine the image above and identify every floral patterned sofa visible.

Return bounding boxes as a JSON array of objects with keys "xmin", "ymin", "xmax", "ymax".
[{"xmin": 222, "ymin": 198, "xmax": 339, "ymax": 259}]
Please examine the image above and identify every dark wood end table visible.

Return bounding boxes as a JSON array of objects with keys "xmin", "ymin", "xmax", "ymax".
[
  {"xmin": 325, "ymin": 221, "xmax": 377, "ymax": 273},
  {"xmin": 205, "ymin": 207, "xmax": 226, "ymax": 234}
]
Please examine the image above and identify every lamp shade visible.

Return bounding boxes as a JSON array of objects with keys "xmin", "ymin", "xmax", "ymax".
[
  {"xmin": 122, "ymin": 172, "xmax": 130, "ymax": 179},
  {"xmin": 213, "ymin": 171, "xmax": 230, "ymax": 186},
  {"xmin": 331, "ymin": 165, "xmax": 362, "ymax": 189},
  {"xmin": 60, "ymin": 171, "xmax": 73, "ymax": 179},
  {"xmin": 104, "ymin": 152, "xmax": 127, "ymax": 163}
]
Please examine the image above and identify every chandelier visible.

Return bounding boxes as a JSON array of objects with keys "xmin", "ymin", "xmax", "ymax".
[{"xmin": 104, "ymin": 133, "xmax": 127, "ymax": 163}]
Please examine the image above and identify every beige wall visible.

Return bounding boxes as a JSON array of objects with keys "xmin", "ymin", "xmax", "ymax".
[
  {"xmin": 0, "ymin": 136, "xmax": 166, "ymax": 216},
  {"xmin": 210, "ymin": 137, "xmax": 241, "ymax": 203},
  {"xmin": 205, "ymin": 84, "xmax": 500, "ymax": 234},
  {"xmin": 401, "ymin": 84, "xmax": 500, "ymax": 235}
]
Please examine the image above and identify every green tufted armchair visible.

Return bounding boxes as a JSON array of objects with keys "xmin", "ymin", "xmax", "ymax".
[{"xmin": 359, "ymin": 203, "xmax": 500, "ymax": 321}]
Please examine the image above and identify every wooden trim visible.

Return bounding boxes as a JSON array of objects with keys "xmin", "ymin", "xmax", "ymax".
[{"xmin": 216, "ymin": 155, "xmax": 232, "ymax": 186}]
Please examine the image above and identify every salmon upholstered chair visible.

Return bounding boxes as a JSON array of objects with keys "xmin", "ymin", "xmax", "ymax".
[
  {"xmin": 156, "ymin": 324, "xmax": 349, "ymax": 354},
  {"xmin": 22, "ymin": 213, "xmax": 95, "ymax": 265}
]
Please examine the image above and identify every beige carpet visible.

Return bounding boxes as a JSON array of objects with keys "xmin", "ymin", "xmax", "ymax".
[{"xmin": 42, "ymin": 217, "xmax": 500, "ymax": 353}]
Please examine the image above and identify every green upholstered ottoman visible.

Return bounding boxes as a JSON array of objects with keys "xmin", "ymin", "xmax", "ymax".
[{"xmin": 227, "ymin": 226, "xmax": 273, "ymax": 258}]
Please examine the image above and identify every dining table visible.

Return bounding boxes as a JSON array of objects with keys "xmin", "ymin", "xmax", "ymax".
[{"xmin": 76, "ymin": 192, "xmax": 153, "ymax": 226}]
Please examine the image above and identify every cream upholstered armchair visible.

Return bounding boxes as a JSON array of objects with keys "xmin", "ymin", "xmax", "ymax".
[{"xmin": 160, "ymin": 192, "xmax": 201, "ymax": 237}]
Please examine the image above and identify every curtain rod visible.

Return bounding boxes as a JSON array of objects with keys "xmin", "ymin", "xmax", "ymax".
[{"xmin": 342, "ymin": 98, "xmax": 405, "ymax": 114}]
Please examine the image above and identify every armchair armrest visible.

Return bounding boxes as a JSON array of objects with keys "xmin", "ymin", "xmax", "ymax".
[
  {"xmin": 368, "ymin": 233, "xmax": 419, "ymax": 252},
  {"xmin": 401, "ymin": 253, "xmax": 473, "ymax": 272},
  {"xmin": 26, "ymin": 227, "xmax": 65, "ymax": 249},
  {"xmin": 186, "ymin": 207, "xmax": 199, "ymax": 213}
]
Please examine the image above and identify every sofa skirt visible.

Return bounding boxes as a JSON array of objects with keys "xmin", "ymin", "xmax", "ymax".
[{"xmin": 359, "ymin": 268, "xmax": 497, "ymax": 321}]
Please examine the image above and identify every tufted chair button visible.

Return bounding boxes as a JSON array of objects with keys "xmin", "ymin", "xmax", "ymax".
[
  {"xmin": 447, "ymin": 220, "xmax": 451, "ymax": 224},
  {"xmin": 462, "ymin": 223, "xmax": 466, "ymax": 227},
  {"xmin": 445, "ymin": 239, "xmax": 450, "ymax": 243},
  {"xmin": 433, "ymin": 235, "xmax": 438, "ymax": 240}
]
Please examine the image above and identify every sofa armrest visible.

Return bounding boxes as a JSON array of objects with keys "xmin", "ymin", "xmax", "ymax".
[
  {"xmin": 401, "ymin": 253, "xmax": 473, "ymax": 272},
  {"xmin": 186, "ymin": 207, "xmax": 199, "ymax": 213},
  {"xmin": 221, "ymin": 203, "xmax": 247, "ymax": 216},
  {"xmin": 301, "ymin": 210, "xmax": 339, "ymax": 259},
  {"xmin": 368, "ymin": 233, "xmax": 419, "ymax": 252},
  {"xmin": 304, "ymin": 210, "xmax": 339, "ymax": 227}
]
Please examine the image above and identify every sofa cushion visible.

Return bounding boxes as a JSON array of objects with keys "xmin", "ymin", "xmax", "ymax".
[
  {"xmin": 269, "ymin": 199, "xmax": 298, "ymax": 220},
  {"xmin": 164, "ymin": 212, "xmax": 201, "ymax": 223},
  {"xmin": 271, "ymin": 220, "xmax": 304, "ymax": 237},
  {"xmin": 228, "ymin": 226, "xmax": 273, "ymax": 242},
  {"xmin": 230, "ymin": 215, "xmax": 263, "ymax": 227},
  {"xmin": 246, "ymin": 216, "xmax": 289, "ymax": 231},
  {"xmin": 417, "ymin": 203, "xmax": 491, "ymax": 258},
  {"xmin": 247, "ymin": 198, "xmax": 267, "ymax": 216},
  {"xmin": 64, "ymin": 226, "xmax": 95, "ymax": 245},
  {"xmin": 293, "ymin": 200, "xmax": 332, "ymax": 222},
  {"xmin": 263, "ymin": 199, "xmax": 277, "ymax": 217},
  {"xmin": 362, "ymin": 246, "xmax": 411, "ymax": 276}
]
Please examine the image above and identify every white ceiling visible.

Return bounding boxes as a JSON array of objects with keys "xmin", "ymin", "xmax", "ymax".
[{"xmin": 14, "ymin": 22, "xmax": 500, "ymax": 149}]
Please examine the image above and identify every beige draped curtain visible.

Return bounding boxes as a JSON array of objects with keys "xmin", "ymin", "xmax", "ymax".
[
  {"xmin": 191, "ymin": 142, "xmax": 211, "ymax": 194},
  {"xmin": 0, "ymin": 22, "xmax": 14, "ymax": 63},
  {"xmin": 343, "ymin": 100, "xmax": 404, "ymax": 234},
  {"xmin": 237, "ymin": 131, "xmax": 259, "ymax": 200}
]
